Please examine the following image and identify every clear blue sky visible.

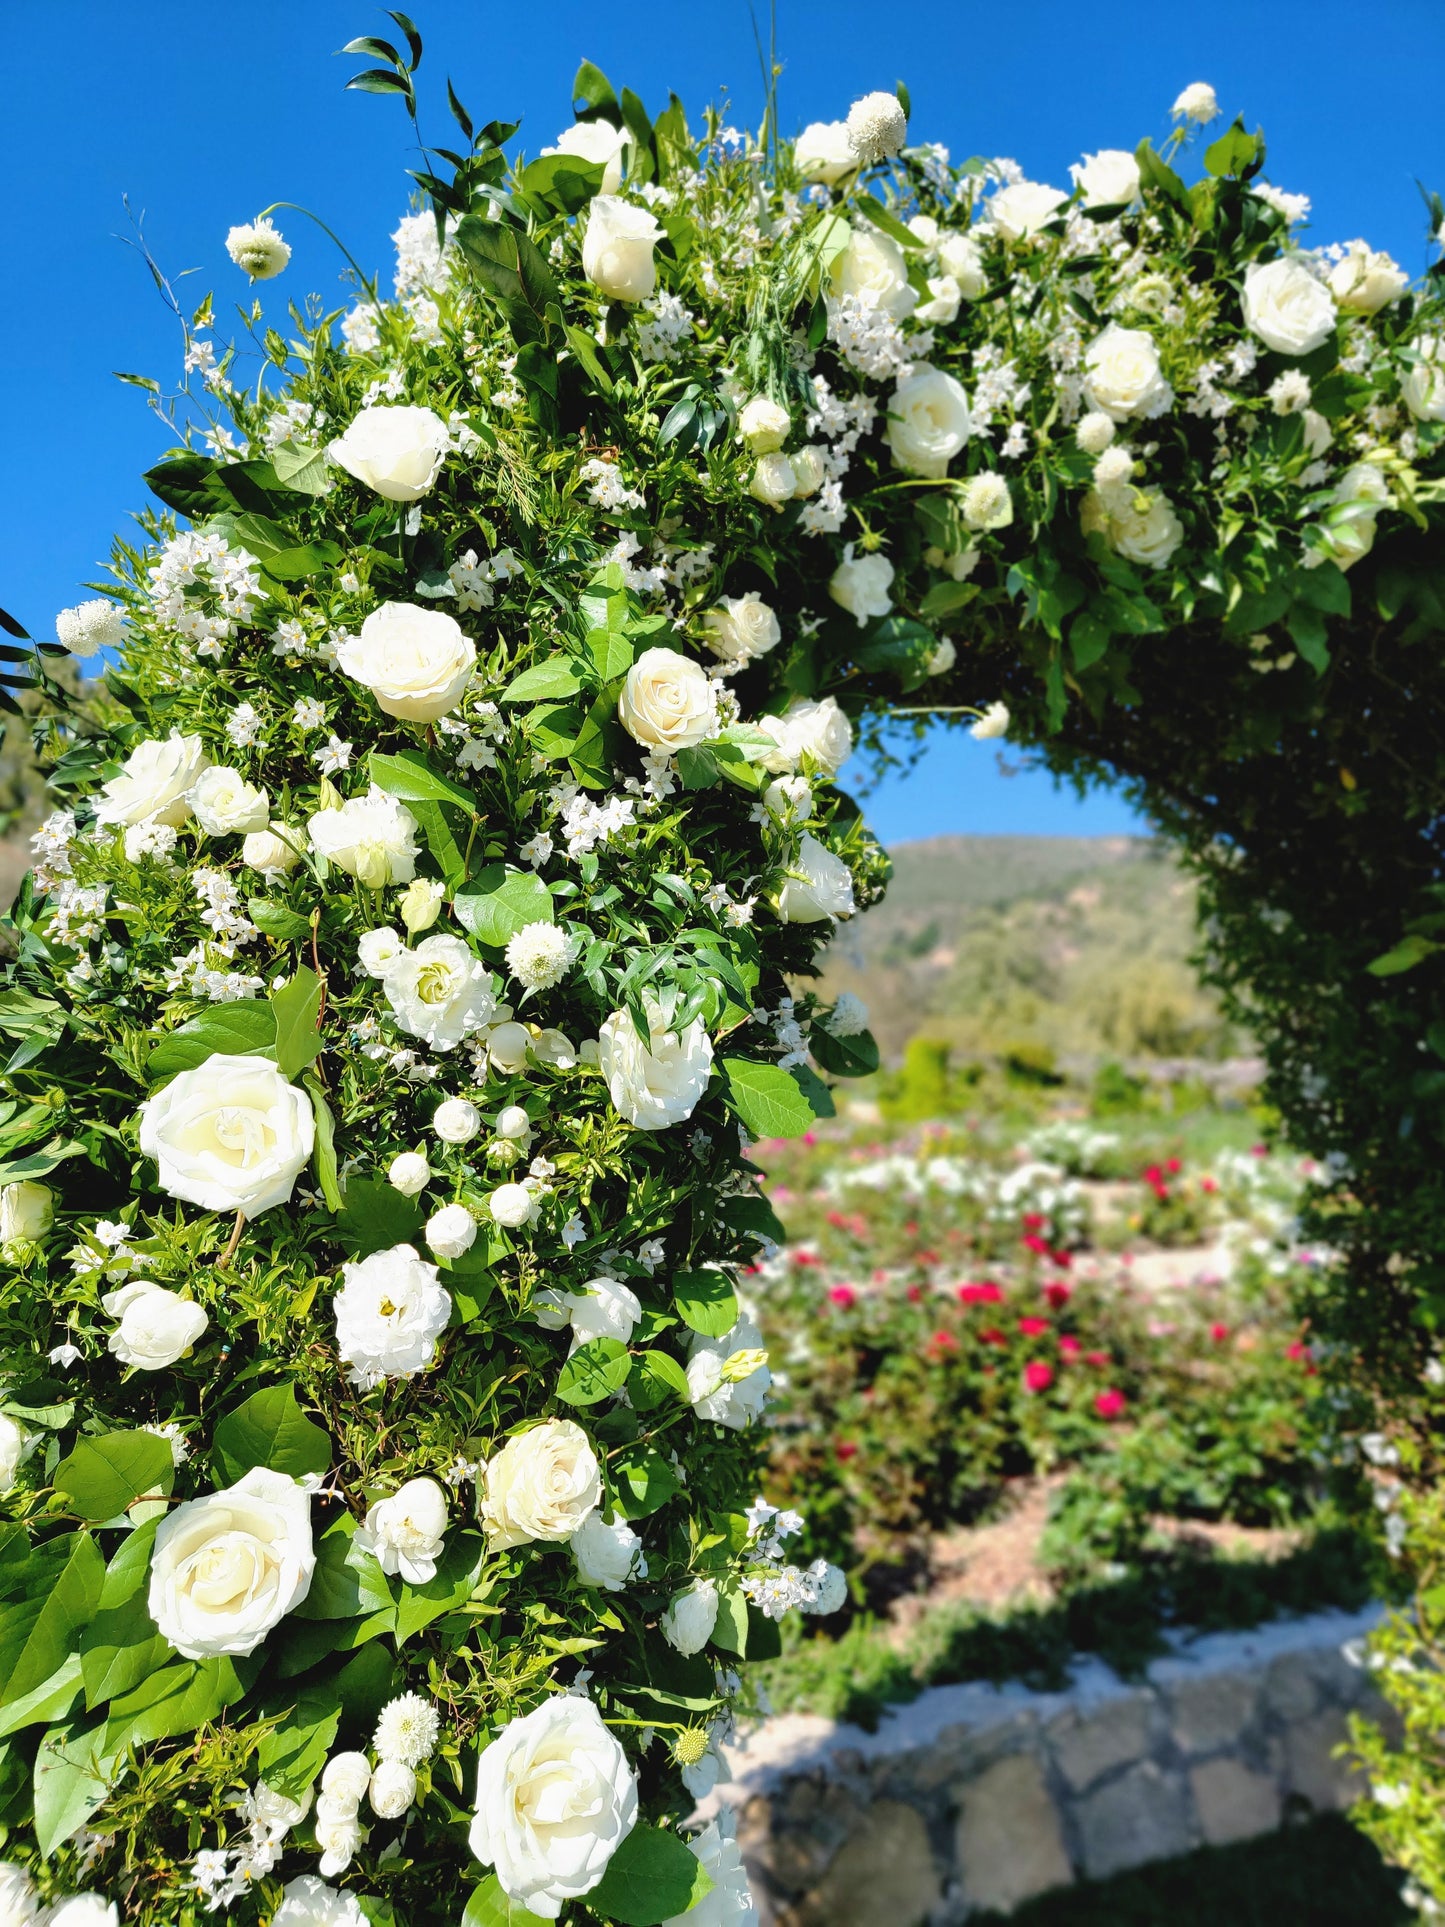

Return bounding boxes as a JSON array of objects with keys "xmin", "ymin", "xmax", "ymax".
[{"xmin": 4, "ymin": 0, "xmax": 1441, "ymax": 843}]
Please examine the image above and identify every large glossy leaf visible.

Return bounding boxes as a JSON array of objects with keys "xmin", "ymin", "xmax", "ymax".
[
  {"xmin": 720, "ymin": 1058, "xmax": 816, "ymax": 1140},
  {"xmin": 211, "ymin": 1385, "xmax": 331, "ymax": 1485},
  {"xmin": 54, "ymin": 1434, "xmax": 174, "ymax": 1523},
  {"xmin": 453, "ymin": 865, "xmax": 555, "ymax": 946},
  {"xmin": 587, "ymin": 1824, "xmax": 713, "ymax": 1927},
  {"xmin": 270, "ymin": 965, "xmax": 324, "ymax": 1078},
  {"xmin": 149, "ymin": 1002, "xmax": 276, "ymax": 1080},
  {"xmin": 672, "ymin": 1268, "xmax": 738, "ymax": 1339},
  {"xmin": 555, "ymin": 1338, "xmax": 632, "ymax": 1407}
]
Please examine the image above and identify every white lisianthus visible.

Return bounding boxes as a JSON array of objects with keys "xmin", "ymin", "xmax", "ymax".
[
  {"xmin": 469, "ymin": 1696, "xmax": 637, "ymax": 1919},
  {"xmin": 488, "ymin": 1181, "xmax": 537, "ymax": 1228},
  {"xmin": 661, "ymin": 1578, "xmax": 720, "ymax": 1656},
  {"xmin": 1327, "ymin": 241, "xmax": 1408, "ymax": 315},
  {"xmin": 0, "ymin": 1179, "xmax": 52, "ymax": 1248},
  {"xmin": 95, "ymin": 732, "xmax": 210, "ymax": 828},
  {"xmin": 102, "ymin": 1281, "xmax": 207, "ymax": 1370},
  {"xmin": 355, "ymin": 1477, "xmax": 449, "ymax": 1584},
  {"xmin": 333, "ymin": 1243, "xmax": 452, "ymax": 1388},
  {"xmin": 1082, "ymin": 324, "xmax": 1174, "ymax": 422},
  {"xmin": 686, "ymin": 1314, "xmax": 771, "ymax": 1427},
  {"xmin": 794, "ymin": 120, "xmax": 856, "ymax": 185},
  {"xmin": 662, "ymin": 1815, "xmax": 756, "ymax": 1927},
  {"xmin": 768, "ymin": 696, "xmax": 854, "ymax": 777},
  {"xmin": 737, "ymin": 396, "xmax": 790, "ymax": 453},
  {"xmin": 570, "ymin": 1511, "xmax": 642, "ymax": 1591},
  {"xmin": 544, "ymin": 119, "xmax": 632, "ymax": 195},
  {"xmin": 335, "ymin": 602, "xmax": 476, "ymax": 723},
  {"xmin": 482, "ymin": 1419, "xmax": 602, "ymax": 1548},
  {"xmin": 1072, "ymin": 149, "xmax": 1141, "ymax": 208},
  {"xmin": 242, "ymin": 820, "xmax": 302, "ymax": 874},
  {"xmin": 961, "ymin": 472, "xmax": 1014, "ymax": 532},
  {"xmin": 384, "ymin": 934, "xmax": 497, "ymax": 1051},
  {"xmin": 399, "ymin": 877, "xmax": 446, "ymax": 934},
  {"xmin": 187, "ymin": 765, "xmax": 269, "ymax": 836},
  {"xmin": 789, "ymin": 445, "xmax": 828, "ymax": 497},
  {"xmin": 308, "ymin": 787, "xmax": 420, "ymax": 890},
  {"xmin": 581, "ymin": 196, "xmax": 661, "ymax": 302},
  {"xmin": 886, "ymin": 364, "xmax": 971, "ymax": 479},
  {"xmin": 432, "ymin": 1097, "xmax": 482, "ymax": 1143},
  {"xmin": 536, "ymin": 1276, "xmax": 642, "ymax": 1353},
  {"xmin": 971, "ymin": 701, "xmax": 1011, "ymax": 740},
  {"xmin": 148, "ymin": 1465, "xmax": 315, "ymax": 1659},
  {"xmin": 1241, "ymin": 258, "xmax": 1337, "ymax": 357},
  {"xmin": 845, "ymin": 90, "xmax": 907, "ymax": 166},
  {"xmin": 368, "ymin": 1760, "xmax": 418, "ymax": 1820},
  {"xmin": 1401, "ymin": 336, "xmax": 1445, "ymax": 422},
  {"xmin": 358, "ymin": 927, "xmax": 406, "ymax": 979},
  {"xmin": 830, "ymin": 226, "xmax": 916, "ymax": 320},
  {"xmin": 988, "ymin": 181, "xmax": 1067, "ymax": 241},
  {"xmin": 829, "ymin": 544, "xmax": 894, "ymax": 626},
  {"xmin": 272, "ymin": 1876, "xmax": 367, "ymax": 1927},
  {"xmin": 702, "ymin": 593, "xmax": 781, "ymax": 667},
  {"xmin": 1172, "ymin": 81, "xmax": 1219, "ymax": 123},
  {"xmin": 0, "ymin": 1414, "xmax": 32, "ymax": 1488},
  {"xmin": 1076, "ymin": 411, "xmax": 1116, "ymax": 454},
  {"xmin": 618, "ymin": 647, "xmax": 713, "ymax": 752},
  {"xmin": 827, "ymin": 991, "xmax": 869, "ymax": 1037},
  {"xmin": 1081, "ymin": 485, "xmax": 1185, "ymax": 569},
  {"xmin": 328, "ymin": 404, "xmax": 450, "ymax": 502},
  {"xmin": 56, "ymin": 598, "xmax": 125, "ymax": 659},
  {"xmin": 139, "ymin": 1055, "xmax": 315, "ymax": 1217},
  {"xmin": 937, "ymin": 231, "xmax": 987, "ymax": 298},
  {"xmin": 425, "ymin": 1202, "xmax": 477, "ymax": 1260},
  {"xmin": 387, "ymin": 1151, "xmax": 431, "ymax": 1196},
  {"xmin": 777, "ymin": 833, "xmax": 856, "ymax": 923},
  {"xmin": 748, "ymin": 452, "xmax": 797, "ymax": 507},
  {"xmin": 914, "ymin": 275, "xmax": 962, "ymax": 326},
  {"xmin": 597, "ymin": 1002, "xmax": 714, "ymax": 1129},
  {"xmin": 43, "ymin": 1899, "xmax": 119, "ymax": 1927}
]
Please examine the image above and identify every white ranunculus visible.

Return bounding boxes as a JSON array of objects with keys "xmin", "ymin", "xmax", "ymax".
[
  {"xmin": 387, "ymin": 1150, "xmax": 431, "ymax": 1196},
  {"xmin": 737, "ymin": 396, "xmax": 790, "ymax": 453},
  {"xmin": 469, "ymin": 1696, "xmax": 637, "ymax": 1919},
  {"xmin": 43, "ymin": 1898, "xmax": 118, "ymax": 1927},
  {"xmin": 795, "ymin": 120, "xmax": 856, "ymax": 186},
  {"xmin": 1, "ymin": 1179, "xmax": 52, "ymax": 1247},
  {"xmin": 242, "ymin": 820, "xmax": 302, "ymax": 874},
  {"xmin": 425, "ymin": 1202, "xmax": 477, "ymax": 1260},
  {"xmin": 546, "ymin": 119, "xmax": 632, "ymax": 195},
  {"xmin": 321, "ymin": 1753, "xmax": 373, "ymax": 1805},
  {"xmin": 1081, "ymin": 486, "xmax": 1185, "ymax": 570},
  {"xmin": 663, "ymin": 1815, "xmax": 757, "ymax": 1927},
  {"xmin": 581, "ymin": 196, "xmax": 661, "ymax": 303},
  {"xmin": 187, "ymin": 765, "xmax": 270, "ymax": 837},
  {"xmin": 148, "ymin": 1465, "xmax": 314, "ymax": 1660},
  {"xmin": 308, "ymin": 787, "xmax": 420, "ymax": 890},
  {"xmin": 701, "ymin": 594, "xmax": 781, "ymax": 667},
  {"xmin": 334, "ymin": 1244, "xmax": 452, "ymax": 1388},
  {"xmin": 749, "ymin": 453, "xmax": 797, "ymax": 507},
  {"xmin": 336, "ymin": 602, "xmax": 476, "ymax": 724},
  {"xmin": 368, "ymin": 1759, "xmax": 418, "ymax": 1819},
  {"xmin": 482, "ymin": 1419, "xmax": 602, "ymax": 1548},
  {"xmin": 773, "ymin": 696, "xmax": 854, "ymax": 777},
  {"xmin": 886, "ymin": 364, "xmax": 971, "ymax": 479},
  {"xmin": 1072, "ymin": 149, "xmax": 1140, "ymax": 209},
  {"xmin": 686, "ymin": 1314, "xmax": 771, "ymax": 1428},
  {"xmin": 845, "ymin": 90, "xmax": 908, "ymax": 166},
  {"xmin": 384, "ymin": 934, "xmax": 497, "ymax": 1052},
  {"xmin": 139, "ymin": 1054, "xmax": 315, "ymax": 1218},
  {"xmin": 273, "ymin": 1876, "xmax": 367, "ymax": 1926},
  {"xmin": 570, "ymin": 1511, "xmax": 641, "ymax": 1591},
  {"xmin": 1172, "ymin": 81, "xmax": 1219, "ymax": 123},
  {"xmin": 0, "ymin": 1415, "xmax": 31, "ymax": 1488},
  {"xmin": 661, "ymin": 1578, "xmax": 719, "ymax": 1656},
  {"xmin": 777, "ymin": 833, "xmax": 856, "ymax": 923},
  {"xmin": 1327, "ymin": 241, "xmax": 1408, "ymax": 315},
  {"xmin": 56, "ymin": 598, "xmax": 125, "ymax": 659},
  {"xmin": 597, "ymin": 1002, "xmax": 714, "ymax": 1130},
  {"xmin": 1082, "ymin": 324, "xmax": 1174, "ymax": 422},
  {"xmin": 831, "ymin": 226, "xmax": 916, "ymax": 321},
  {"xmin": 989, "ymin": 181, "xmax": 1067, "ymax": 241},
  {"xmin": 936, "ymin": 230, "xmax": 987, "ymax": 298},
  {"xmin": 829, "ymin": 544, "xmax": 894, "ymax": 626},
  {"xmin": 359, "ymin": 927, "xmax": 406, "ymax": 979},
  {"xmin": 488, "ymin": 1181, "xmax": 536, "ymax": 1228},
  {"xmin": 95, "ymin": 732, "xmax": 210, "ymax": 829},
  {"xmin": 1402, "ymin": 337, "xmax": 1445, "ymax": 422},
  {"xmin": 329, "ymin": 404, "xmax": 450, "ymax": 502},
  {"xmin": 1241, "ymin": 258, "xmax": 1337, "ymax": 357},
  {"xmin": 914, "ymin": 275, "xmax": 961, "ymax": 326},
  {"xmin": 356, "ymin": 1476, "xmax": 448, "ymax": 1584},
  {"xmin": 433, "ymin": 1097, "xmax": 482, "ymax": 1143},
  {"xmin": 102, "ymin": 1281, "xmax": 208, "ymax": 1370},
  {"xmin": 618, "ymin": 647, "xmax": 713, "ymax": 752}
]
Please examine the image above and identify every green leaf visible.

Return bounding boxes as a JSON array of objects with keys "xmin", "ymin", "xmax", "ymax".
[
  {"xmin": 612, "ymin": 1444, "xmax": 681, "ymax": 1519},
  {"xmin": 369, "ymin": 748, "xmax": 480, "ymax": 813},
  {"xmin": 555, "ymin": 1339, "xmax": 633, "ymax": 1407},
  {"xmin": 1368, "ymin": 934, "xmax": 1442, "ymax": 977},
  {"xmin": 673, "ymin": 1269, "xmax": 738, "ymax": 1339},
  {"xmin": 270, "ymin": 440, "xmax": 331, "ymax": 495},
  {"xmin": 1134, "ymin": 140, "xmax": 1191, "ymax": 211},
  {"xmin": 149, "ymin": 1002, "xmax": 276, "ymax": 1080},
  {"xmin": 572, "ymin": 59, "xmax": 621, "ymax": 119},
  {"xmin": 0, "ymin": 1653, "xmax": 83, "ymax": 1739},
  {"xmin": 80, "ymin": 1595, "xmax": 171, "ymax": 1713},
  {"xmin": 854, "ymin": 193, "xmax": 925, "ymax": 250},
  {"xmin": 718, "ymin": 1192, "xmax": 786, "ymax": 1248},
  {"xmin": 211, "ymin": 1385, "xmax": 331, "ymax": 1485},
  {"xmin": 142, "ymin": 452, "xmax": 220, "ymax": 518},
  {"xmin": 675, "ymin": 747, "xmax": 719, "ymax": 791},
  {"xmin": 463, "ymin": 1873, "xmax": 552, "ymax": 1927},
  {"xmin": 1, "ymin": 1535, "xmax": 103, "ymax": 1702},
  {"xmin": 521, "ymin": 154, "xmax": 608, "ymax": 218},
  {"xmin": 33, "ymin": 1721, "xmax": 119, "ymax": 1857},
  {"xmin": 453, "ymin": 865, "xmax": 555, "ymax": 946},
  {"xmin": 250, "ymin": 899, "xmax": 313, "ymax": 942},
  {"xmin": 588, "ymin": 1823, "xmax": 713, "ymax": 1927},
  {"xmin": 790, "ymin": 1063, "xmax": 836, "ymax": 1120},
  {"xmin": 295, "ymin": 1518, "xmax": 395, "ymax": 1623},
  {"xmin": 455, "ymin": 216, "xmax": 562, "ymax": 346},
  {"xmin": 721, "ymin": 1059, "xmax": 815, "ymax": 1140},
  {"xmin": 1286, "ymin": 602, "xmax": 1330, "ymax": 676},
  {"xmin": 1203, "ymin": 119, "xmax": 1260, "ymax": 179},
  {"xmin": 260, "ymin": 540, "xmax": 345, "ymax": 582},
  {"xmin": 333, "ymin": 1177, "xmax": 425, "ymax": 1259},
  {"xmin": 270, "ymin": 965, "xmax": 324, "ymax": 1078},
  {"xmin": 308, "ymin": 1078, "xmax": 344, "ymax": 1213},
  {"xmin": 810, "ymin": 1026, "xmax": 880, "ymax": 1079},
  {"xmin": 394, "ymin": 1535, "xmax": 487, "ymax": 1644},
  {"xmin": 709, "ymin": 1583, "xmax": 749, "ymax": 1658},
  {"xmin": 627, "ymin": 1349, "xmax": 691, "ymax": 1412},
  {"xmin": 410, "ymin": 798, "xmax": 471, "ymax": 892},
  {"xmin": 564, "ymin": 324, "xmax": 616, "ymax": 396},
  {"xmin": 55, "ymin": 1434, "xmax": 173, "ymax": 1523},
  {"xmin": 103, "ymin": 1654, "xmax": 259, "ymax": 1750},
  {"xmin": 501, "ymin": 655, "xmax": 586, "ymax": 704},
  {"xmin": 256, "ymin": 1684, "xmax": 341, "ymax": 1799}
]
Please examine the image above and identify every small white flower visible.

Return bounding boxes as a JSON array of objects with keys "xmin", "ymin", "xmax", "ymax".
[
  {"xmin": 970, "ymin": 701, "xmax": 1011, "ymax": 740},
  {"xmin": 506, "ymin": 922, "xmax": 576, "ymax": 992},
  {"xmin": 845, "ymin": 90, "xmax": 908, "ymax": 166},
  {"xmin": 661, "ymin": 1578, "xmax": 720, "ymax": 1655},
  {"xmin": 433, "ymin": 1097, "xmax": 481, "ymax": 1143},
  {"xmin": 356, "ymin": 1476, "xmax": 448, "ymax": 1584},
  {"xmin": 373, "ymin": 1691, "xmax": 442, "ymax": 1766}
]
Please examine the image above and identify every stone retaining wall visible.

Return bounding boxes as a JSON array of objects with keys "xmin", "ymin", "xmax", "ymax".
[{"xmin": 706, "ymin": 1605, "xmax": 1390, "ymax": 1923}]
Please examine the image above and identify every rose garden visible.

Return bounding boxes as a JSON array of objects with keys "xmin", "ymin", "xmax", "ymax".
[{"xmin": 1, "ymin": 20, "xmax": 1444, "ymax": 1927}]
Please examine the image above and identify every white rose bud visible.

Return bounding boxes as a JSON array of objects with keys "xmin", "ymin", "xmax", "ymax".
[
  {"xmin": 399, "ymin": 877, "xmax": 446, "ymax": 934},
  {"xmin": 433, "ymin": 1098, "xmax": 482, "ymax": 1143},
  {"xmin": 487, "ymin": 1182, "xmax": 536, "ymax": 1229},
  {"xmin": 242, "ymin": 820, "xmax": 302, "ymax": 874},
  {"xmin": 329, "ymin": 404, "xmax": 450, "ymax": 502},
  {"xmin": 773, "ymin": 695, "xmax": 853, "ymax": 777},
  {"xmin": 95, "ymin": 732, "xmax": 210, "ymax": 829},
  {"xmin": 139, "ymin": 1055, "xmax": 314, "ymax": 1218},
  {"xmin": 570, "ymin": 1511, "xmax": 642, "ymax": 1591},
  {"xmin": 482, "ymin": 1418, "xmax": 602, "ymax": 1547},
  {"xmin": 737, "ymin": 396, "xmax": 790, "ymax": 453},
  {"xmin": 701, "ymin": 594, "xmax": 781, "ymax": 667},
  {"xmin": 829, "ymin": 544, "xmax": 894, "ymax": 626},
  {"xmin": 597, "ymin": 1002, "xmax": 714, "ymax": 1129},
  {"xmin": 749, "ymin": 452, "xmax": 797, "ymax": 507},
  {"xmin": 581, "ymin": 195, "xmax": 661, "ymax": 302},
  {"xmin": 685, "ymin": 1315, "xmax": 771, "ymax": 1427},
  {"xmin": 661, "ymin": 1578, "xmax": 720, "ymax": 1656},
  {"xmin": 1401, "ymin": 337, "xmax": 1445, "ymax": 423},
  {"xmin": 971, "ymin": 701, "xmax": 1011, "ymax": 740},
  {"xmin": 483, "ymin": 1021, "xmax": 534, "ymax": 1073},
  {"xmin": 102, "ymin": 1281, "xmax": 208, "ymax": 1371},
  {"xmin": 368, "ymin": 1760, "xmax": 418, "ymax": 1820},
  {"xmin": 794, "ymin": 120, "xmax": 856, "ymax": 186},
  {"xmin": 914, "ymin": 276, "xmax": 962, "ymax": 326},
  {"xmin": 495, "ymin": 1105, "xmax": 531, "ymax": 1140},
  {"xmin": 388, "ymin": 1151, "xmax": 431, "ymax": 1196},
  {"xmin": 425, "ymin": 1202, "xmax": 478, "ymax": 1260},
  {"xmin": 1326, "ymin": 241, "xmax": 1408, "ymax": 315},
  {"xmin": 618, "ymin": 647, "xmax": 713, "ymax": 752},
  {"xmin": 1, "ymin": 1179, "xmax": 52, "ymax": 1248},
  {"xmin": 886, "ymin": 364, "xmax": 972, "ymax": 479},
  {"xmin": 148, "ymin": 1466, "xmax": 315, "ymax": 1659},
  {"xmin": 1081, "ymin": 485, "xmax": 1185, "ymax": 570},
  {"xmin": 1241, "ymin": 258, "xmax": 1337, "ymax": 358},
  {"xmin": 187, "ymin": 765, "xmax": 270, "ymax": 837},
  {"xmin": 926, "ymin": 637, "xmax": 957, "ymax": 676},
  {"xmin": 777, "ymin": 833, "xmax": 856, "ymax": 923}
]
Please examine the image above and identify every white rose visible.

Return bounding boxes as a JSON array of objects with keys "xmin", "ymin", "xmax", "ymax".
[
  {"xmin": 425, "ymin": 1202, "xmax": 477, "ymax": 1260},
  {"xmin": 570, "ymin": 1511, "xmax": 641, "ymax": 1591},
  {"xmin": 581, "ymin": 195, "xmax": 661, "ymax": 302},
  {"xmin": 139, "ymin": 1054, "xmax": 315, "ymax": 1218},
  {"xmin": 908, "ymin": 214, "xmax": 939, "ymax": 250},
  {"xmin": 1172, "ymin": 81, "xmax": 1219, "ymax": 123},
  {"xmin": 308, "ymin": 787, "xmax": 420, "ymax": 890},
  {"xmin": 469, "ymin": 1696, "xmax": 637, "ymax": 1919},
  {"xmin": 774, "ymin": 696, "xmax": 853, "ymax": 777},
  {"xmin": 886, "ymin": 364, "xmax": 972, "ymax": 479},
  {"xmin": 488, "ymin": 1181, "xmax": 536, "ymax": 1228},
  {"xmin": 321, "ymin": 1753, "xmax": 373, "ymax": 1805},
  {"xmin": 789, "ymin": 446, "xmax": 828, "ymax": 497},
  {"xmin": 148, "ymin": 1465, "xmax": 315, "ymax": 1660},
  {"xmin": 737, "ymin": 396, "xmax": 790, "ymax": 453},
  {"xmin": 777, "ymin": 832, "xmax": 856, "ymax": 923},
  {"xmin": 546, "ymin": 119, "xmax": 632, "ymax": 195},
  {"xmin": 358, "ymin": 927, "xmax": 406, "ymax": 979},
  {"xmin": 914, "ymin": 275, "xmax": 961, "ymax": 326},
  {"xmin": 0, "ymin": 1415, "xmax": 31, "ymax": 1488},
  {"xmin": 661, "ymin": 1578, "xmax": 720, "ymax": 1656},
  {"xmin": 762, "ymin": 776, "xmax": 813, "ymax": 824},
  {"xmin": 749, "ymin": 452, "xmax": 797, "ymax": 507},
  {"xmin": 384, "ymin": 933, "xmax": 497, "ymax": 1051},
  {"xmin": 1327, "ymin": 241, "xmax": 1408, "ymax": 315},
  {"xmin": 95, "ymin": 732, "xmax": 210, "ymax": 828},
  {"xmin": 242, "ymin": 821, "xmax": 302, "ymax": 874},
  {"xmin": 43, "ymin": 1900, "xmax": 118, "ymax": 1927},
  {"xmin": 795, "ymin": 120, "xmax": 856, "ymax": 185},
  {"xmin": 482, "ymin": 1419, "xmax": 602, "ymax": 1548},
  {"xmin": 483, "ymin": 1022, "xmax": 534, "ymax": 1073},
  {"xmin": 0, "ymin": 1864, "xmax": 40, "ymax": 1925},
  {"xmin": 433, "ymin": 1097, "xmax": 482, "ymax": 1143},
  {"xmin": 1081, "ymin": 486, "xmax": 1185, "ymax": 569},
  {"xmin": 618, "ymin": 647, "xmax": 713, "ymax": 752},
  {"xmin": 686, "ymin": 1314, "xmax": 771, "ymax": 1428},
  {"xmin": 829, "ymin": 544, "xmax": 894, "ymax": 626},
  {"xmin": 334, "ymin": 1243, "xmax": 451, "ymax": 1388},
  {"xmin": 831, "ymin": 226, "xmax": 915, "ymax": 320},
  {"xmin": 368, "ymin": 1760, "xmax": 418, "ymax": 1820},
  {"xmin": 936, "ymin": 231, "xmax": 987, "ymax": 298},
  {"xmin": 1072, "ymin": 149, "xmax": 1140, "ymax": 209},
  {"xmin": 388, "ymin": 1151, "xmax": 431, "ymax": 1196},
  {"xmin": 597, "ymin": 1002, "xmax": 714, "ymax": 1129},
  {"xmin": 1082, "ymin": 324, "xmax": 1174, "ymax": 422},
  {"xmin": 1, "ymin": 1179, "xmax": 52, "ymax": 1247},
  {"xmin": 1241, "ymin": 258, "xmax": 1337, "ymax": 357},
  {"xmin": 273, "ymin": 1877, "xmax": 367, "ymax": 1927},
  {"xmin": 335, "ymin": 602, "xmax": 476, "ymax": 724},
  {"xmin": 102, "ymin": 1281, "xmax": 208, "ymax": 1370},
  {"xmin": 315, "ymin": 1808, "xmax": 365, "ymax": 1879},
  {"xmin": 329, "ymin": 404, "xmax": 450, "ymax": 502},
  {"xmin": 1402, "ymin": 336, "xmax": 1445, "ymax": 422},
  {"xmin": 187, "ymin": 765, "xmax": 269, "ymax": 837},
  {"xmin": 356, "ymin": 1476, "xmax": 448, "ymax": 1584},
  {"xmin": 989, "ymin": 181, "xmax": 1067, "ymax": 241}
]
